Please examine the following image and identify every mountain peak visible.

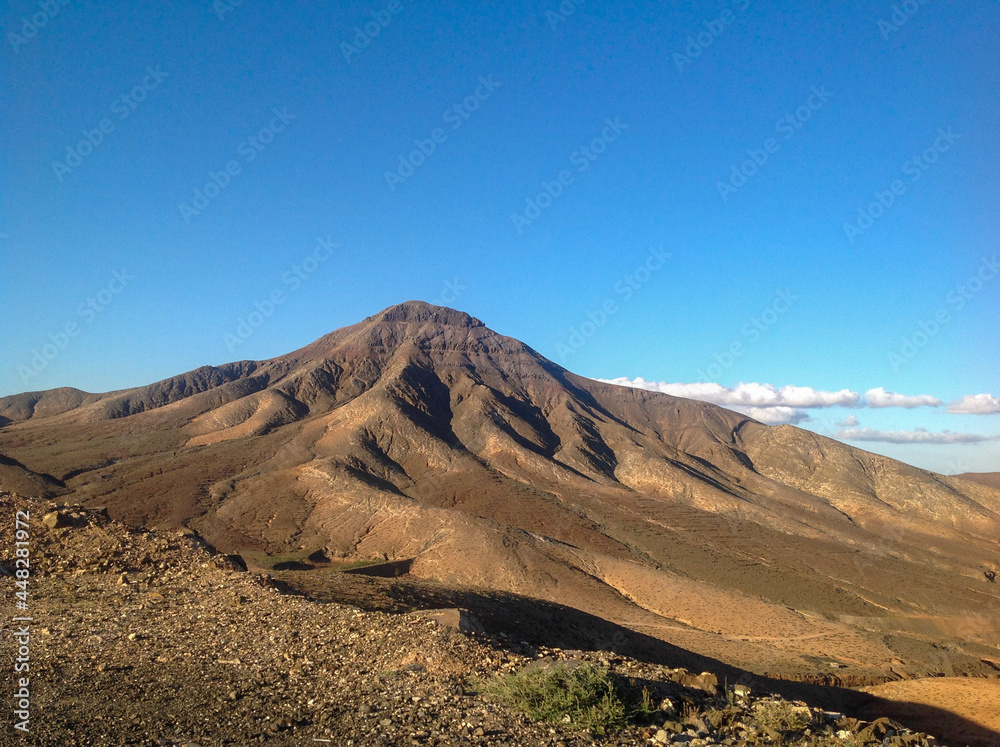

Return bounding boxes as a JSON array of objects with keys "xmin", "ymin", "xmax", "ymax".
[{"xmin": 367, "ymin": 301, "xmax": 485, "ymax": 329}]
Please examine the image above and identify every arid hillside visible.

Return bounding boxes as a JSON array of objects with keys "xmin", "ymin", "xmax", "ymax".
[
  {"xmin": 2, "ymin": 301, "xmax": 999, "ymax": 687},
  {"xmin": 956, "ymin": 472, "xmax": 1000, "ymax": 491},
  {"xmin": 2, "ymin": 491, "xmax": 981, "ymax": 746}
]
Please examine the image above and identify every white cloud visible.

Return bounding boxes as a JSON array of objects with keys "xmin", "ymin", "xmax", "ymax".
[
  {"xmin": 835, "ymin": 427, "xmax": 995, "ymax": 445},
  {"xmin": 598, "ymin": 378, "xmax": 997, "ymax": 438},
  {"xmin": 947, "ymin": 393, "xmax": 1000, "ymax": 415},
  {"xmin": 864, "ymin": 387, "xmax": 942, "ymax": 409},
  {"xmin": 599, "ymin": 378, "xmax": 861, "ymax": 409},
  {"xmin": 731, "ymin": 406, "xmax": 810, "ymax": 425}
]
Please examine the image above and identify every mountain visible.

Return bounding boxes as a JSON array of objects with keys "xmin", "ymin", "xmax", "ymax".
[
  {"xmin": 957, "ymin": 472, "xmax": 1000, "ymax": 491},
  {"xmin": 3, "ymin": 301, "xmax": 999, "ymax": 685}
]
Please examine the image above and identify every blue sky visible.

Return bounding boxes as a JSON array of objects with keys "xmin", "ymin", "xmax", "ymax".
[{"xmin": 2, "ymin": 0, "xmax": 998, "ymax": 473}]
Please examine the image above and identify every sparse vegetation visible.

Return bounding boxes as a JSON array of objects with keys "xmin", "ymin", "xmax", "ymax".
[
  {"xmin": 752, "ymin": 698, "xmax": 813, "ymax": 732},
  {"xmin": 805, "ymin": 736, "xmax": 866, "ymax": 747},
  {"xmin": 482, "ymin": 662, "xmax": 627, "ymax": 734},
  {"xmin": 636, "ymin": 685, "xmax": 656, "ymax": 720}
]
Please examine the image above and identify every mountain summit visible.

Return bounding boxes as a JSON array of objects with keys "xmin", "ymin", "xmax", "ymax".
[
  {"xmin": 2, "ymin": 302, "xmax": 999, "ymax": 683},
  {"xmin": 365, "ymin": 299, "xmax": 486, "ymax": 327}
]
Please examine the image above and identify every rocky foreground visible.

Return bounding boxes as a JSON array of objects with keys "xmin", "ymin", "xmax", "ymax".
[{"xmin": 1, "ymin": 492, "xmax": 946, "ymax": 746}]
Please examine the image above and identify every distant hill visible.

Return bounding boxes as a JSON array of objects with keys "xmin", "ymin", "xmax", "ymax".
[{"xmin": 955, "ymin": 472, "xmax": 1000, "ymax": 491}]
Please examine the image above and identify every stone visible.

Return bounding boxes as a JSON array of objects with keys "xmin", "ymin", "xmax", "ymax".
[
  {"xmin": 411, "ymin": 608, "xmax": 485, "ymax": 634},
  {"xmin": 678, "ymin": 671, "xmax": 719, "ymax": 693},
  {"xmin": 43, "ymin": 511, "xmax": 72, "ymax": 529}
]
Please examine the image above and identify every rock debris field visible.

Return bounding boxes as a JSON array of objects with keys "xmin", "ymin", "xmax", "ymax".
[{"xmin": 0, "ymin": 493, "xmax": 946, "ymax": 746}]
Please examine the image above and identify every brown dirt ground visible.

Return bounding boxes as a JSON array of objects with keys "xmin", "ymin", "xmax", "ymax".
[{"xmin": 863, "ymin": 678, "xmax": 1000, "ymax": 747}]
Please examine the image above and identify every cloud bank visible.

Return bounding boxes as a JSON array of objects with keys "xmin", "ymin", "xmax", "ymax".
[
  {"xmin": 865, "ymin": 387, "xmax": 942, "ymax": 408},
  {"xmin": 598, "ymin": 379, "xmax": 860, "ymax": 409},
  {"xmin": 599, "ymin": 379, "xmax": 1000, "ymax": 437},
  {"xmin": 834, "ymin": 427, "xmax": 995, "ymax": 445},
  {"xmin": 947, "ymin": 393, "xmax": 1000, "ymax": 414},
  {"xmin": 737, "ymin": 406, "xmax": 811, "ymax": 425}
]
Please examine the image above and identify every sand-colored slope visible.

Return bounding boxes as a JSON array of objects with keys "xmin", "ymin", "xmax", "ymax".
[{"xmin": 864, "ymin": 678, "xmax": 1000, "ymax": 747}]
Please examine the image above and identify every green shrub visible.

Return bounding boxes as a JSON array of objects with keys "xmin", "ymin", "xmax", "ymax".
[
  {"xmin": 803, "ymin": 735, "xmax": 867, "ymax": 747},
  {"xmin": 752, "ymin": 699, "xmax": 813, "ymax": 732},
  {"xmin": 482, "ymin": 662, "xmax": 627, "ymax": 734}
]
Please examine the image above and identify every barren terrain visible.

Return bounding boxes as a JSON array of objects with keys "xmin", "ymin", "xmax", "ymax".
[
  {"xmin": 1, "ymin": 492, "xmax": 981, "ymax": 746},
  {"xmin": 1, "ymin": 302, "xmax": 999, "ymax": 743},
  {"xmin": 864, "ymin": 678, "xmax": 1000, "ymax": 747}
]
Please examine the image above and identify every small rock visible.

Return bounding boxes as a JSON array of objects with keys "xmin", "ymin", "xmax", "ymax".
[
  {"xmin": 411, "ymin": 608, "xmax": 486, "ymax": 634},
  {"xmin": 677, "ymin": 670, "xmax": 719, "ymax": 693},
  {"xmin": 42, "ymin": 511, "xmax": 72, "ymax": 529}
]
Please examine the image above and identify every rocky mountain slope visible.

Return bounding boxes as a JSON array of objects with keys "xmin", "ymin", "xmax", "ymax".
[
  {"xmin": 1, "ymin": 301, "xmax": 999, "ymax": 687},
  {"xmin": 2, "ymin": 491, "xmax": 970, "ymax": 746}
]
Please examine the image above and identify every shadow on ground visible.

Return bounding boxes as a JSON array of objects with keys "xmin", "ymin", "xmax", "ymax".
[{"xmin": 272, "ymin": 568, "xmax": 1000, "ymax": 747}]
